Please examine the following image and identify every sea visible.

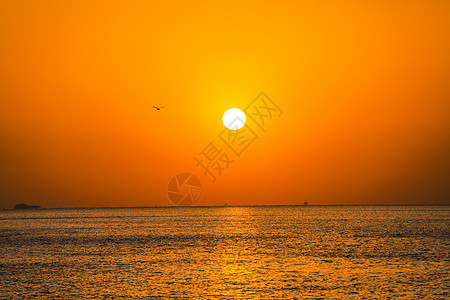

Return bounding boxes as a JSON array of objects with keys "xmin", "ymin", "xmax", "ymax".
[{"xmin": 0, "ymin": 206, "xmax": 448, "ymax": 299}]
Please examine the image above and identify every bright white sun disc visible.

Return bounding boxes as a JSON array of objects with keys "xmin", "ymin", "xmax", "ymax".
[{"xmin": 223, "ymin": 108, "xmax": 246, "ymax": 130}]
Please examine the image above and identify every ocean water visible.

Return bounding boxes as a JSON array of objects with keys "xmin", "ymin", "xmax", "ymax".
[{"xmin": 0, "ymin": 206, "xmax": 448, "ymax": 299}]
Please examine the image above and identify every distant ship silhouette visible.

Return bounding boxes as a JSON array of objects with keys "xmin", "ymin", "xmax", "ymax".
[{"xmin": 14, "ymin": 203, "xmax": 41, "ymax": 210}]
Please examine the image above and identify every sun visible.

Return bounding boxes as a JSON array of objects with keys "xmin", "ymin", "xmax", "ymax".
[{"xmin": 222, "ymin": 108, "xmax": 246, "ymax": 130}]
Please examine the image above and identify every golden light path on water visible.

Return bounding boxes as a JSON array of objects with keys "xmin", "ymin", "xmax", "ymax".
[{"xmin": 0, "ymin": 206, "xmax": 448, "ymax": 298}]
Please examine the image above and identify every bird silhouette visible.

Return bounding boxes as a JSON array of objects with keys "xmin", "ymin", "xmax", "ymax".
[{"xmin": 152, "ymin": 106, "xmax": 165, "ymax": 110}]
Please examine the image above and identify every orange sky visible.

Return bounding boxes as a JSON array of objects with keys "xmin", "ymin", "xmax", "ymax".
[{"xmin": 1, "ymin": 0, "xmax": 449, "ymax": 208}]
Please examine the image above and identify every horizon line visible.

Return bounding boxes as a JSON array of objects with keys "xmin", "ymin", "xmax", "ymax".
[{"xmin": 1, "ymin": 204, "xmax": 449, "ymax": 210}]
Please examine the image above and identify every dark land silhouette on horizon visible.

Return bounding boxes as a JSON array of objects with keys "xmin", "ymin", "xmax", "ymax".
[{"xmin": 14, "ymin": 203, "xmax": 41, "ymax": 210}]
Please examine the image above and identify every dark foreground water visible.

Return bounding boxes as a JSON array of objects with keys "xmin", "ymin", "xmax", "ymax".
[{"xmin": 0, "ymin": 206, "xmax": 449, "ymax": 299}]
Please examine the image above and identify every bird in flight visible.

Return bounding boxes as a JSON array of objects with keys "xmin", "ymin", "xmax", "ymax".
[{"xmin": 152, "ymin": 106, "xmax": 165, "ymax": 110}]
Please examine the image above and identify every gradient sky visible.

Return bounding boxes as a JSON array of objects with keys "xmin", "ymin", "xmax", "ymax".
[{"xmin": 1, "ymin": 0, "xmax": 449, "ymax": 209}]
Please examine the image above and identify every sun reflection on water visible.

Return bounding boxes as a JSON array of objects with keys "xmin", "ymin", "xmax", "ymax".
[{"xmin": 0, "ymin": 206, "xmax": 448, "ymax": 298}]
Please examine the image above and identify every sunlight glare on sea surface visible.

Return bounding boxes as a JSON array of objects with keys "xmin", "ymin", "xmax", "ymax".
[{"xmin": 0, "ymin": 206, "xmax": 449, "ymax": 299}]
